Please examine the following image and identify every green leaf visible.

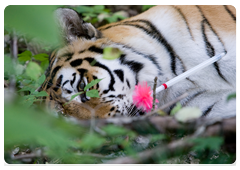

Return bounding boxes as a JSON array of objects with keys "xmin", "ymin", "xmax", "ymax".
[
  {"xmin": 86, "ymin": 89, "xmax": 99, "ymax": 98},
  {"xmin": 105, "ymin": 12, "xmax": 126, "ymax": 23},
  {"xmin": 79, "ymin": 133, "xmax": 106, "ymax": 150},
  {"xmin": 84, "ymin": 78, "xmax": 103, "ymax": 91},
  {"xmin": 33, "ymin": 53, "xmax": 49, "ymax": 61},
  {"xmin": 150, "ymin": 134, "xmax": 166, "ymax": 143},
  {"xmin": 142, "ymin": 5, "xmax": 155, "ymax": 11},
  {"xmin": 66, "ymin": 77, "xmax": 102, "ymax": 104},
  {"xmin": 4, "ymin": 55, "xmax": 14, "ymax": 75},
  {"xmin": 15, "ymin": 64, "xmax": 25, "ymax": 75},
  {"xmin": 40, "ymin": 60, "xmax": 49, "ymax": 70},
  {"xmin": 18, "ymin": 86, "xmax": 34, "ymax": 92},
  {"xmin": 64, "ymin": 91, "xmax": 86, "ymax": 106},
  {"xmin": 170, "ymin": 102, "xmax": 182, "ymax": 116},
  {"xmin": 21, "ymin": 95, "xmax": 36, "ymax": 107},
  {"xmin": 174, "ymin": 107, "xmax": 202, "ymax": 123},
  {"xmin": 32, "ymin": 91, "xmax": 39, "ymax": 95},
  {"xmin": 83, "ymin": 12, "xmax": 97, "ymax": 17},
  {"xmin": 4, "ymin": 102, "xmax": 87, "ymax": 162},
  {"xmin": 93, "ymin": 5, "xmax": 105, "ymax": 13},
  {"xmin": 18, "ymin": 50, "xmax": 32, "ymax": 62},
  {"xmin": 25, "ymin": 61, "xmax": 42, "ymax": 81},
  {"xmin": 102, "ymin": 47, "xmax": 122, "ymax": 60},
  {"xmin": 75, "ymin": 6, "xmax": 93, "ymax": 13},
  {"xmin": 18, "ymin": 80, "xmax": 39, "ymax": 93},
  {"xmin": 21, "ymin": 79, "xmax": 33, "ymax": 85},
  {"xmin": 190, "ymin": 137, "xmax": 224, "ymax": 152},
  {"xmin": 90, "ymin": 59, "xmax": 97, "ymax": 66},
  {"xmin": 227, "ymin": 92, "xmax": 236, "ymax": 102},
  {"xmin": 69, "ymin": 91, "xmax": 84, "ymax": 102},
  {"xmin": 4, "ymin": 5, "xmax": 60, "ymax": 45},
  {"xmin": 102, "ymin": 125, "xmax": 135, "ymax": 137},
  {"xmin": 34, "ymin": 91, "xmax": 48, "ymax": 97},
  {"xmin": 37, "ymin": 74, "xmax": 46, "ymax": 85},
  {"xmin": 105, "ymin": 16, "xmax": 118, "ymax": 23}
]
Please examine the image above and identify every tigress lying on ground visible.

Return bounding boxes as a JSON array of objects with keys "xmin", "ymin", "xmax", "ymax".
[{"xmin": 39, "ymin": 5, "xmax": 236, "ymax": 119}]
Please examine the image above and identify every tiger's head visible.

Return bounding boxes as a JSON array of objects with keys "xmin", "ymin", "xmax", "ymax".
[{"xmin": 40, "ymin": 8, "xmax": 154, "ymax": 119}]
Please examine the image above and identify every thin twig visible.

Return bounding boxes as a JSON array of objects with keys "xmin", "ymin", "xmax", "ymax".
[
  {"xmin": 10, "ymin": 30, "xmax": 18, "ymax": 60},
  {"xmin": 11, "ymin": 150, "xmax": 44, "ymax": 160},
  {"xmin": 152, "ymin": 77, "xmax": 158, "ymax": 112},
  {"xmin": 8, "ymin": 30, "xmax": 18, "ymax": 101},
  {"xmin": 12, "ymin": 153, "xmax": 39, "ymax": 160},
  {"xmin": 145, "ymin": 92, "xmax": 189, "ymax": 117}
]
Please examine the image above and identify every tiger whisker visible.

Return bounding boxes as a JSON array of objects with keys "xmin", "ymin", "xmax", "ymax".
[
  {"xmin": 125, "ymin": 104, "xmax": 142, "ymax": 117},
  {"xmin": 125, "ymin": 105, "xmax": 134, "ymax": 115},
  {"xmin": 128, "ymin": 105, "xmax": 135, "ymax": 113},
  {"xmin": 130, "ymin": 109, "xmax": 138, "ymax": 117},
  {"xmin": 133, "ymin": 107, "xmax": 143, "ymax": 116}
]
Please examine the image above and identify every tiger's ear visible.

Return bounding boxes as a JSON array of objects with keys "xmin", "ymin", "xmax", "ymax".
[{"xmin": 54, "ymin": 8, "xmax": 102, "ymax": 43}]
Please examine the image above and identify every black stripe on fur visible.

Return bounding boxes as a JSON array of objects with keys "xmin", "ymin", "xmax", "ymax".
[
  {"xmin": 223, "ymin": 5, "xmax": 236, "ymax": 22},
  {"xmin": 202, "ymin": 103, "xmax": 216, "ymax": 117},
  {"xmin": 114, "ymin": 69, "xmax": 124, "ymax": 82},
  {"xmin": 47, "ymin": 65, "xmax": 62, "ymax": 89},
  {"xmin": 197, "ymin": 5, "xmax": 228, "ymax": 83},
  {"xmin": 70, "ymin": 59, "xmax": 83, "ymax": 67},
  {"xmin": 116, "ymin": 43, "xmax": 162, "ymax": 75},
  {"xmin": 88, "ymin": 46, "xmax": 104, "ymax": 54},
  {"xmin": 84, "ymin": 57, "xmax": 115, "ymax": 93},
  {"xmin": 172, "ymin": 6, "xmax": 194, "ymax": 39},
  {"xmin": 70, "ymin": 73, "xmax": 76, "ymax": 86},
  {"xmin": 100, "ymin": 19, "xmax": 181, "ymax": 75},
  {"xmin": 119, "ymin": 54, "xmax": 143, "ymax": 85}
]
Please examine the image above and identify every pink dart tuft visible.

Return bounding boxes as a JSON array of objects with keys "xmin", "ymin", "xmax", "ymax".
[{"xmin": 132, "ymin": 81, "xmax": 159, "ymax": 113}]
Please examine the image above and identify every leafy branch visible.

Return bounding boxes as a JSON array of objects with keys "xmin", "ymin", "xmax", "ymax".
[{"xmin": 65, "ymin": 78, "xmax": 103, "ymax": 105}]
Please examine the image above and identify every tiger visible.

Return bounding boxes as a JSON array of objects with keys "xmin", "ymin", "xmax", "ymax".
[{"xmin": 39, "ymin": 5, "xmax": 236, "ymax": 120}]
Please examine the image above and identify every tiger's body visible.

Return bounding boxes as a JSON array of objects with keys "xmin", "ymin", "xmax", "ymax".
[{"xmin": 40, "ymin": 5, "xmax": 236, "ymax": 119}]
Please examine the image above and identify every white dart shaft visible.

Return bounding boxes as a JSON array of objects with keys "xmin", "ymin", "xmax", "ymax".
[{"xmin": 156, "ymin": 52, "xmax": 226, "ymax": 94}]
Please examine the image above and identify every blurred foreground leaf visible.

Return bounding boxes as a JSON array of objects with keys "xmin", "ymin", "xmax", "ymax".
[
  {"xmin": 142, "ymin": 5, "xmax": 155, "ymax": 11},
  {"xmin": 174, "ymin": 107, "xmax": 202, "ymax": 123},
  {"xmin": 37, "ymin": 74, "xmax": 46, "ymax": 85},
  {"xmin": 25, "ymin": 61, "xmax": 42, "ymax": 81},
  {"xmin": 33, "ymin": 53, "xmax": 49, "ymax": 62},
  {"xmin": 4, "ymin": 55, "xmax": 15, "ymax": 76},
  {"xmin": 4, "ymin": 100, "xmax": 86, "ymax": 163},
  {"xmin": 102, "ymin": 125, "xmax": 136, "ymax": 138},
  {"xmin": 4, "ymin": 5, "xmax": 60, "ymax": 45},
  {"xmin": 190, "ymin": 137, "xmax": 224, "ymax": 152},
  {"xmin": 150, "ymin": 134, "xmax": 166, "ymax": 143},
  {"xmin": 79, "ymin": 133, "xmax": 106, "ymax": 150}
]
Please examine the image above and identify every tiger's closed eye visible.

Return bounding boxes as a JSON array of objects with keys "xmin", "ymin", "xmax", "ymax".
[{"xmin": 65, "ymin": 89, "xmax": 73, "ymax": 94}]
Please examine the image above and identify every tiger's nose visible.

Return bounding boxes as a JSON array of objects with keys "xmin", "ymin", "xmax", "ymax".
[{"xmin": 80, "ymin": 93, "xmax": 88, "ymax": 103}]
